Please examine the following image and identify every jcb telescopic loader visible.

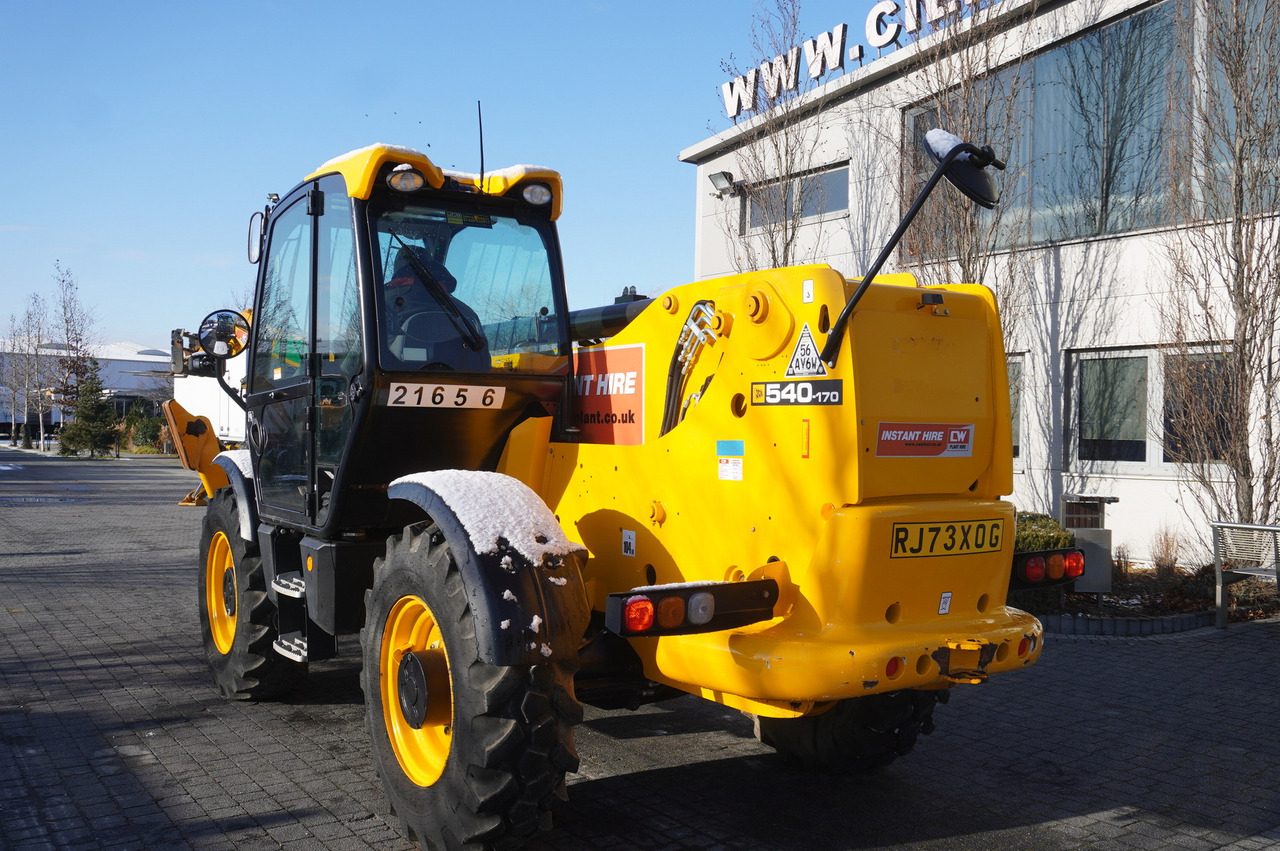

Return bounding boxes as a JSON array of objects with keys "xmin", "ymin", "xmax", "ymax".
[{"xmin": 166, "ymin": 135, "xmax": 1083, "ymax": 851}]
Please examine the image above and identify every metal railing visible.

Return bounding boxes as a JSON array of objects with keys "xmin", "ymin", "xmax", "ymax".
[{"xmin": 1211, "ymin": 521, "xmax": 1280, "ymax": 628}]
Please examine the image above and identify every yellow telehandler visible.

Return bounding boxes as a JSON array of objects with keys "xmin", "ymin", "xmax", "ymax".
[{"xmin": 165, "ymin": 135, "xmax": 1082, "ymax": 850}]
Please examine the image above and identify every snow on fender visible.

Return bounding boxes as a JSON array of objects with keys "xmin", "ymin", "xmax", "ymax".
[{"xmin": 388, "ymin": 470, "xmax": 591, "ymax": 666}]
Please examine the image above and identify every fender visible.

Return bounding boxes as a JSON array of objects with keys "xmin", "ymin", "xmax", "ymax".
[
  {"xmin": 388, "ymin": 470, "xmax": 591, "ymax": 667},
  {"xmin": 211, "ymin": 450, "xmax": 257, "ymax": 543}
]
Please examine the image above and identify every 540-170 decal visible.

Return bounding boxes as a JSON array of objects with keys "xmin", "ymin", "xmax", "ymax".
[{"xmin": 751, "ymin": 379, "xmax": 842, "ymax": 406}]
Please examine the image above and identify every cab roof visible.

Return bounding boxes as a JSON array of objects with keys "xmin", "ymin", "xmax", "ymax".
[{"xmin": 306, "ymin": 143, "xmax": 564, "ymax": 220}]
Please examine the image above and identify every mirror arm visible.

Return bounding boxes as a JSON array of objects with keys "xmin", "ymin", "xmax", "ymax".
[
  {"xmin": 819, "ymin": 142, "xmax": 991, "ymax": 369},
  {"xmin": 217, "ymin": 369, "xmax": 248, "ymax": 411}
]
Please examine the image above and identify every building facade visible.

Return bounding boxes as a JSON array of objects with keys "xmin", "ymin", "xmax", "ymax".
[
  {"xmin": 681, "ymin": 0, "xmax": 1272, "ymax": 564},
  {"xmin": 0, "ymin": 341, "xmax": 170, "ymax": 438}
]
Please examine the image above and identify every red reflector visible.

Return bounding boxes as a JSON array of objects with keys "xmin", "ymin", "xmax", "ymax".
[
  {"xmin": 1065, "ymin": 551, "xmax": 1085, "ymax": 578},
  {"xmin": 623, "ymin": 596, "xmax": 655, "ymax": 633},
  {"xmin": 656, "ymin": 595, "xmax": 685, "ymax": 629},
  {"xmin": 886, "ymin": 656, "xmax": 902, "ymax": 679},
  {"xmin": 1047, "ymin": 553, "xmax": 1065, "ymax": 580},
  {"xmin": 1024, "ymin": 556, "xmax": 1046, "ymax": 583},
  {"xmin": 1018, "ymin": 637, "xmax": 1030, "ymax": 657}
]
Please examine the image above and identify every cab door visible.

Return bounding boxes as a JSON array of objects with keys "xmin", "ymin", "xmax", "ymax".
[
  {"xmin": 247, "ymin": 177, "xmax": 362, "ymax": 527},
  {"xmin": 247, "ymin": 187, "xmax": 317, "ymax": 522}
]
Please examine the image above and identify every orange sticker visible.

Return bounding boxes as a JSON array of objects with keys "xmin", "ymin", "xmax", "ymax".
[{"xmin": 572, "ymin": 344, "xmax": 644, "ymax": 445}]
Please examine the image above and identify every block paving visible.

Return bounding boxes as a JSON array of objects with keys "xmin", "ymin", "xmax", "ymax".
[{"xmin": 2, "ymin": 446, "xmax": 1278, "ymax": 849}]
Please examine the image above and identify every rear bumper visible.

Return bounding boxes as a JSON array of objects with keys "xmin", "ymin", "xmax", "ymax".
[{"xmin": 642, "ymin": 607, "xmax": 1042, "ymax": 706}]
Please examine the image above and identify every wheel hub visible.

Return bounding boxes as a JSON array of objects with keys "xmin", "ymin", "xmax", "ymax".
[
  {"xmin": 221, "ymin": 568, "xmax": 236, "ymax": 617},
  {"xmin": 398, "ymin": 651, "xmax": 431, "ymax": 729}
]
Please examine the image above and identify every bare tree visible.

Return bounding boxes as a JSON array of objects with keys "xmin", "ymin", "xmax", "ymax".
[
  {"xmin": 892, "ymin": 0, "xmax": 1039, "ymax": 344},
  {"xmin": 1, "ymin": 313, "xmax": 22, "ymax": 444},
  {"xmin": 11, "ymin": 294, "xmax": 56, "ymax": 449},
  {"xmin": 1159, "ymin": 0, "xmax": 1280, "ymax": 527},
  {"xmin": 51, "ymin": 262, "xmax": 98, "ymax": 412},
  {"xmin": 716, "ymin": 0, "xmax": 845, "ymax": 272}
]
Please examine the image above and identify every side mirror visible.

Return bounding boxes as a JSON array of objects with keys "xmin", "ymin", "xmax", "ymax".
[
  {"xmin": 924, "ymin": 128, "xmax": 1004, "ymax": 209},
  {"xmin": 247, "ymin": 211, "xmax": 265, "ymax": 264},
  {"xmin": 197, "ymin": 310, "xmax": 251, "ymax": 359}
]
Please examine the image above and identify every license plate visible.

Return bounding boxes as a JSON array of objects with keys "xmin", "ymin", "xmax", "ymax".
[
  {"xmin": 890, "ymin": 519, "xmax": 1004, "ymax": 558},
  {"xmin": 388, "ymin": 383, "xmax": 506, "ymax": 410}
]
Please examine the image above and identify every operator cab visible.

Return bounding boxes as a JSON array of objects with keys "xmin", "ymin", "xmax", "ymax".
[{"xmin": 209, "ymin": 145, "xmax": 573, "ymax": 538}]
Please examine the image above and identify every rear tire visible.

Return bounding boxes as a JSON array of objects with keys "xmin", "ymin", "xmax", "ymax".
[
  {"xmin": 754, "ymin": 690, "xmax": 940, "ymax": 772},
  {"xmin": 361, "ymin": 521, "xmax": 582, "ymax": 850},
  {"xmin": 197, "ymin": 488, "xmax": 306, "ymax": 700}
]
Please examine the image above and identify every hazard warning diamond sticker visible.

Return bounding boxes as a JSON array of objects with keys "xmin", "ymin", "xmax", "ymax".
[{"xmin": 785, "ymin": 323, "xmax": 827, "ymax": 377}]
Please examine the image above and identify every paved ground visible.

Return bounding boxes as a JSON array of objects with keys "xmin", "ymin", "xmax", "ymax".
[{"xmin": 2, "ymin": 445, "xmax": 1279, "ymax": 851}]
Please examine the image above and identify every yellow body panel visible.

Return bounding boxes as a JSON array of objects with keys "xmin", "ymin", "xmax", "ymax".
[
  {"xmin": 163, "ymin": 399, "xmax": 228, "ymax": 501},
  {"xmin": 537, "ymin": 265, "xmax": 1030, "ymax": 714},
  {"xmin": 306, "ymin": 144, "xmax": 564, "ymax": 219}
]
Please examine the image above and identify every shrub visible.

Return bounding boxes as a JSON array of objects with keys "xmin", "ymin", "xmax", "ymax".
[
  {"xmin": 1014, "ymin": 512, "xmax": 1075, "ymax": 552},
  {"xmin": 1113, "ymin": 543, "xmax": 1133, "ymax": 585},
  {"xmin": 1151, "ymin": 526, "xmax": 1182, "ymax": 581},
  {"xmin": 133, "ymin": 416, "xmax": 164, "ymax": 448}
]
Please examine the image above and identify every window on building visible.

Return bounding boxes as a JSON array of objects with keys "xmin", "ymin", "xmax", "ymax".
[
  {"xmin": 903, "ymin": 68, "xmax": 1033, "ymax": 256},
  {"xmin": 1163, "ymin": 351, "xmax": 1232, "ymax": 463},
  {"xmin": 1078, "ymin": 355, "xmax": 1148, "ymax": 462},
  {"xmin": 904, "ymin": 0, "xmax": 1183, "ymax": 251},
  {"xmin": 745, "ymin": 164, "xmax": 849, "ymax": 231},
  {"xmin": 1031, "ymin": 2, "xmax": 1175, "ymax": 242},
  {"xmin": 1008, "ymin": 357, "xmax": 1023, "ymax": 459}
]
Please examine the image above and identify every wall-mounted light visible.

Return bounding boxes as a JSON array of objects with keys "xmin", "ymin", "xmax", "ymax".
[{"xmin": 708, "ymin": 170, "xmax": 736, "ymax": 196}]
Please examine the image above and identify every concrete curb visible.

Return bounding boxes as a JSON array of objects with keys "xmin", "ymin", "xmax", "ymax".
[{"xmin": 1039, "ymin": 610, "xmax": 1215, "ymax": 635}]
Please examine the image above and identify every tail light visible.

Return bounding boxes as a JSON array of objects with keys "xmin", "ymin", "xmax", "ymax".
[
  {"xmin": 1011, "ymin": 548, "xmax": 1085, "ymax": 590},
  {"xmin": 606, "ymin": 579, "xmax": 778, "ymax": 637}
]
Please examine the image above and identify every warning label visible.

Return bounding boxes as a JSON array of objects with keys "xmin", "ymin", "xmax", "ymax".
[
  {"xmin": 876, "ymin": 422, "xmax": 974, "ymax": 457},
  {"xmin": 785, "ymin": 324, "xmax": 827, "ymax": 377},
  {"xmin": 572, "ymin": 344, "xmax": 644, "ymax": 445}
]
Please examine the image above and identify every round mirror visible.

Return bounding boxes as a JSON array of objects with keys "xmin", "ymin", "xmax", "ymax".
[
  {"xmin": 247, "ymin": 211, "xmax": 265, "ymax": 264},
  {"xmin": 197, "ymin": 310, "xmax": 250, "ymax": 359},
  {"xmin": 924, "ymin": 128, "xmax": 1001, "ymax": 209}
]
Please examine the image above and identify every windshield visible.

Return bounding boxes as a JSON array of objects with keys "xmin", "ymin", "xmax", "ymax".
[{"xmin": 371, "ymin": 203, "xmax": 565, "ymax": 372}]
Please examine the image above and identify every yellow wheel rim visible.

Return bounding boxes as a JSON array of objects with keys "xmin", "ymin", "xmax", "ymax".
[
  {"xmin": 382, "ymin": 595, "xmax": 454, "ymax": 786},
  {"xmin": 205, "ymin": 531, "xmax": 237, "ymax": 655}
]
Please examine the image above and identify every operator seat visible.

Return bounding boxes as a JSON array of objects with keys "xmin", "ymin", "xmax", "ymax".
[{"xmin": 384, "ymin": 245, "xmax": 490, "ymax": 372}]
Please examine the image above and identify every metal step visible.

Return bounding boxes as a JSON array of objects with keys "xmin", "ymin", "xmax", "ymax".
[
  {"xmin": 272, "ymin": 571, "xmax": 306, "ymax": 599},
  {"xmin": 273, "ymin": 632, "xmax": 308, "ymax": 662}
]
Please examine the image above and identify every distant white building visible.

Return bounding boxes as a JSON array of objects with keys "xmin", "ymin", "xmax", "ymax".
[
  {"xmin": 681, "ymin": 0, "xmax": 1260, "ymax": 564},
  {"xmin": 0, "ymin": 340, "xmax": 170, "ymax": 436}
]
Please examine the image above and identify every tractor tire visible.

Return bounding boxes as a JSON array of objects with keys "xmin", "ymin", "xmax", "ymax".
[
  {"xmin": 361, "ymin": 521, "xmax": 582, "ymax": 851},
  {"xmin": 197, "ymin": 488, "xmax": 306, "ymax": 700},
  {"xmin": 754, "ymin": 690, "xmax": 941, "ymax": 773}
]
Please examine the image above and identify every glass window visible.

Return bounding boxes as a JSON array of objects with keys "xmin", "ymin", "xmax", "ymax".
[
  {"xmin": 1079, "ymin": 355, "xmax": 1148, "ymax": 462},
  {"xmin": 251, "ymin": 198, "xmax": 311, "ymax": 394},
  {"xmin": 371, "ymin": 204, "xmax": 562, "ymax": 371},
  {"xmin": 314, "ymin": 177, "xmax": 360, "ymax": 470},
  {"xmin": 1163, "ymin": 351, "xmax": 1231, "ymax": 462},
  {"xmin": 1008, "ymin": 358, "xmax": 1022, "ymax": 459},
  {"xmin": 907, "ymin": 0, "xmax": 1179, "ymax": 248},
  {"xmin": 747, "ymin": 165, "xmax": 849, "ymax": 230}
]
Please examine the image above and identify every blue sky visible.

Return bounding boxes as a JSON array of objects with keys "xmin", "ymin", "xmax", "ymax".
[{"xmin": 1, "ymin": 0, "xmax": 875, "ymax": 346}]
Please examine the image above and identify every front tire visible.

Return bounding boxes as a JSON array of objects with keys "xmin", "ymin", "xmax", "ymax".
[
  {"xmin": 754, "ymin": 690, "xmax": 941, "ymax": 772},
  {"xmin": 361, "ymin": 521, "xmax": 582, "ymax": 850},
  {"xmin": 197, "ymin": 488, "xmax": 306, "ymax": 700}
]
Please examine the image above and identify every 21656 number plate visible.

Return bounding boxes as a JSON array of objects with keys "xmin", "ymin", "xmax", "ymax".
[
  {"xmin": 388, "ymin": 383, "xmax": 506, "ymax": 410},
  {"xmin": 890, "ymin": 519, "xmax": 1004, "ymax": 558}
]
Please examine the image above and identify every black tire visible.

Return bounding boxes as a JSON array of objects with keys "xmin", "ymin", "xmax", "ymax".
[
  {"xmin": 361, "ymin": 521, "xmax": 582, "ymax": 851},
  {"xmin": 754, "ymin": 690, "xmax": 941, "ymax": 772},
  {"xmin": 197, "ymin": 488, "xmax": 306, "ymax": 700}
]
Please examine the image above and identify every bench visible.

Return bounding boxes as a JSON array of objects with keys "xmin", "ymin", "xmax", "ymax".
[{"xmin": 1212, "ymin": 522, "xmax": 1280, "ymax": 628}]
